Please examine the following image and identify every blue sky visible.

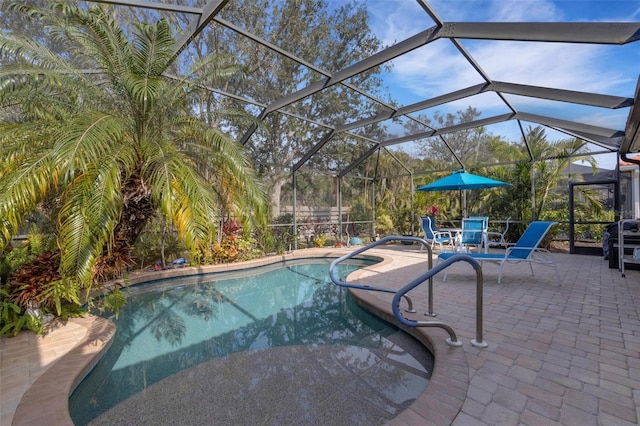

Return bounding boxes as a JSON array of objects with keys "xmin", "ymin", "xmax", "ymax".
[
  {"xmin": 343, "ymin": 0, "xmax": 640, "ymax": 168},
  {"xmin": 365, "ymin": 0, "xmax": 639, "ymax": 103}
]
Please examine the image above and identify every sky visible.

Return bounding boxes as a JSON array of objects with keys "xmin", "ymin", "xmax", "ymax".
[{"xmin": 345, "ymin": 0, "xmax": 640, "ymax": 169}]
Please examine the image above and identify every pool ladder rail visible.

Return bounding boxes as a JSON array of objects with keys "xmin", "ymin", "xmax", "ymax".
[{"xmin": 328, "ymin": 235, "xmax": 488, "ymax": 348}]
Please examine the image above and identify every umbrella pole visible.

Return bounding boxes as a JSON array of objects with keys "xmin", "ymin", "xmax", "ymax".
[{"xmin": 464, "ymin": 190, "xmax": 467, "ymax": 217}]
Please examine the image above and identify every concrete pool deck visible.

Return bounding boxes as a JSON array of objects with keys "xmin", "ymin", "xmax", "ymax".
[{"xmin": 1, "ymin": 245, "xmax": 639, "ymax": 425}]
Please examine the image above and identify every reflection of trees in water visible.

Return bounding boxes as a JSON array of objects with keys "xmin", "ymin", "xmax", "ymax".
[
  {"xmin": 180, "ymin": 282, "xmax": 221, "ymax": 321},
  {"xmin": 70, "ymin": 263, "xmax": 425, "ymax": 425},
  {"xmin": 122, "ymin": 281, "xmax": 225, "ymax": 347}
]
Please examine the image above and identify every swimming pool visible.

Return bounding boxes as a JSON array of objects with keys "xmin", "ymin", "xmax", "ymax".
[{"xmin": 69, "ymin": 258, "xmax": 433, "ymax": 425}]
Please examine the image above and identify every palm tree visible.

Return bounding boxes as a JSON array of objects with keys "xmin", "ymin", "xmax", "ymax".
[
  {"xmin": 0, "ymin": 3, "xmax": 268, "ymax": 305},
  {"xmin": 482, "ymin": 126, "xmax": 596, "ymax": 237}
]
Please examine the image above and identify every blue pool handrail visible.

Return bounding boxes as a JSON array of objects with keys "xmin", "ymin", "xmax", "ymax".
[{"xmin": 329, "ymin": 235, "xmax": 487, "ymax": 348}]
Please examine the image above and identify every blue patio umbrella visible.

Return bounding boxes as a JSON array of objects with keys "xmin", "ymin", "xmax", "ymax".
[{"xmin": 416, "ymin": 170, "xmax": 511, "ymax": 217}]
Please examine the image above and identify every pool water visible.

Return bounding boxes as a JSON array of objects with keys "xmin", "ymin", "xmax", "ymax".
[{"xmin": 69, "ymin": 259, "xmax": 433, "ymax": 425}]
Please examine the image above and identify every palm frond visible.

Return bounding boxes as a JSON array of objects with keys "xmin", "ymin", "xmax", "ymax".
[
  {"xmin": 0, "ymin": 154, "xmax": 57, "ymax": 231},
  {"xmin": 131, "ymin": 19, "xmax": 175, "ymax": 77},
  {"xmin": 142, "ymin": 140, "xmax": 218, "ymax": 249},
  {"xmin": 188, "ymin": 120, "xmax": 268, "ymax": 225},
  {"xmin": 0, "ymin": 123, "xmax": 55, "ymax": 172},
  {"xmin": 51, "ymin": 112, "xmax": 126, "ymax": 179},
  {"xmin": 57, "ymin": 162, "xmax": 123, "ymax": 285},
  {"xmin": 51, "ymin": 3, "xmax": 132, "ymax": 80},
  {"xmin": 0, "ymin": 32, "xmax": 74, "ymax": 72},
  {"xmin": 57, "ymin": 204, "xmax": 98, "ymax": 286},
  {"xmin": 180, "ymin": 51, "xmax": 245, "ymax": 88}
]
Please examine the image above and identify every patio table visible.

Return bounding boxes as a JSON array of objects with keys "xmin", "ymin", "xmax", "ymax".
[{"xmin": 441, "ymin": 226, "xmax": 489, "ymax": 253}]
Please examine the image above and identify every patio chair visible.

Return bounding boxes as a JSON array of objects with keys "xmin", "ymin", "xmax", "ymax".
[
  {"xmin": 458, "ymin": 217, "xmax": 486, "ymax": 253},
  {"xmin": 467, "ymin": 216, "xmax": 488, "ymax": 231},
  {"xmin": 486, "ymin": 216, "xmax": 512, "ymax": 249},
  {"xmin": 421, "ymin": 216, "xmax": 454, "ymax": 252},
  {"xmin": 438, "ymin": 221, "xmax": 560, "ymax": 284},
  {"xmin": 466, "ymin": 216, "xmax": 489, "ymax": 251}
]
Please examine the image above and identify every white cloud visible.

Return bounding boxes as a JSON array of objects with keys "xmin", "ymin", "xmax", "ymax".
[
  {"xmin": 367, "ymin": 0, "xmax": 436, "ymax": 47},
  {"xmin": 488, "ymin": 0, "xmax": 561, "ymax": 22},
  {"xmin": 358, "ymin": 0, "xmax": 634, "ymax": 147},
  {"xmin": 469, "ymin": 41, "xmax": 617, "ymax": 91},
  {"xmin": 387, "ymin": 36, "xmax": 626, "ymax": 111},
  {"xmin": 427, "ymin": 0, "xmax": 561, "ymax": 22},
  {"xmin": 575, "ymin": 109, "xmax": 629, "ymax": 131},
  {"xmin": 389, "ymin": 41, "xmax": 482, "ymax": 96}
]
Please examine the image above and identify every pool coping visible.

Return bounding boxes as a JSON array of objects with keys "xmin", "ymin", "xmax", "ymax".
[{"xmin": 10, "ymin": 247, "xmax": 466, "ymax": 425}]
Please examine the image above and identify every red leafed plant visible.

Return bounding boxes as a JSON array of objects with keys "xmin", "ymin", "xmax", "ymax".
[
  {"xmin": 425, "ymin": 205, "xmax": 439, "ymax": 216},
  {"xmin": 8, "ymin": 251, "xmax": 61, "ymax": 311}
]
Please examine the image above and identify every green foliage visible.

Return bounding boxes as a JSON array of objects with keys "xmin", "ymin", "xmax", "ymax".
[
  {"xmin": 0, "ymin": 2, "xmax": 271, "ymax": 334},
  {"xmin": 130, "ymin": 219, "xmax": 187, "ymax": 269},
  {"xmin": 192, "ymin": 218, "xmax": 263, "ymax": 264},
  {"xmin": 0, "ymin": 287, "xmax": 43, "ymax": 337},
  {"xmin": 0, "ymin": 247, "xmax": 27, "ymax": 286},
  {"xmin": 391, "ymin": 208, "xmax": 413, "ymax": 235},
  {"xmin": 24, "ymin": 225, "xmax": 48, "ymax": 254},
  {"xmin": 500, "ymin": 127, "xmax": 596, "ymax": 226},
  {"xmin": 0, "ymin": 260, "xmax": 10, "ymax": 286},
  {"xmin": 255, "ymin": 216, "xmax": 294, "ymax": 254},
  {"xmin": 0, "ymin": 1, "xmax": 268, "ymax": 304},
  {"xmin": 347, "ymin": 196, "xmax": 373, "ymax": 237},
  {"xmin": 255, "ymin": 227, "xmax": 292, "ymax": 255},
  {"xmin": 41, "ymin": 278, "xmax": 81, "ymax": 316},
  {"xmin": 400, "ymin": 117, "xmax": 601, "ymax": 241},
  {"xmin": 99, "ymin": 286, "xmax": 128, "ymax": 320},
  {"xmin": 0, "ymin": 237, "xmax": 42, "ymax": 286},
  {"xmin": 0, "ymin": 231, "xmax": 82, "ymax": 335},
  {"xmin": 207, "ymin": 236, "xmax": 261, "ymax": 264},
  {"xmin": 56, "ymin": 303, "xmax": 86, "ymax": 321},
  {"xmin": 375, "ymin": 214, "xmax": 394, "ymax": 236},
  {"xmin": 207, "ymin": 0, "xmax": 387, "ymax": 216}
]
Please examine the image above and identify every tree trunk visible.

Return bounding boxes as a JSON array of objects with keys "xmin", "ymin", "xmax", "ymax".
[
  {"xmin": 94, "ymin": 168, "xmax": 156, "ymax": 281},
  {"xmin": 270, "ymin": 176, "xmax": 289, "ymax": 219}
]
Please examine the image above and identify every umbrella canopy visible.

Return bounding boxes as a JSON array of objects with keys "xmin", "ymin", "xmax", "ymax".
[
  {"xmin": 416, "ymin": 170, "xmax": 511, "ymax": 218},
  {"xmin": 416, "ymin": 169, "xmax": 511, "ymax": 192}
]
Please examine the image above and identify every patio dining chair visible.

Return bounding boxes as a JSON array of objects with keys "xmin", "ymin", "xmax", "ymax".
[
  {"xmin": 466, "ymin": 216, "xmax": 489, "ymax": 252},
  {"xmin": 486, "ymin": 217, "xmax": 512, "ymax": 249},
  {"xmin": 420, "ymin": 216, "xmax": 454, "ymax": 252},
  {"xmin": 467, "ymin": 216, "xmax": 488, "ymax": 230},
  {"xmin": 438, "ymin": 221, "xmax": 560, "ymax": 284},
  {"xmin": 458, "ymin": 218, "xmax": 486, "ymax": 253}
]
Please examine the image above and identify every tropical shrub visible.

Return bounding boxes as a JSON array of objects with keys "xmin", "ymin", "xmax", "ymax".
[
  {"xmin": 375, "ymin": 214, "xmax": 394, "ymax": 236},
  {"xmin": 130, "ymin": 219, "xmax": 187, "ymax": 270},
  {"xmin": 314, "ymin": 234, "xmax": 327, "ymax": 247},
  {"xmin": 392, "ymin": 208, "xmax": 413, "ymax": 235},
  {"xmin": 0, "ymin": 287, "xmax": 43, "ymax": 337},
  {"xmin": 0, "ymin": 2, "xmax": 268, "ymax": 327},
  {"xmin": 256, "ymin": 214, "xmax": 294, "ymax": 254},
  {"xmin": 193, "ymin": 218, "xmax": 262, "ymax": 264},
  {"xmin": 1, "ymin": 245, "xmax": 25, "ymax": 286}
]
